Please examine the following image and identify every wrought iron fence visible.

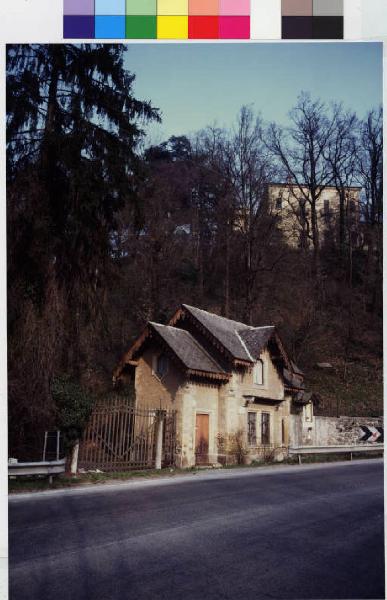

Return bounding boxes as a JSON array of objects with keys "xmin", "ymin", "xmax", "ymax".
[{"xmin": 78, "ymin": 396, "xmax": 176, "ymax": 472}]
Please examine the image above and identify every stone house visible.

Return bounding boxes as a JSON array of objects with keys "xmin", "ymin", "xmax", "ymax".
[
  {"xmin": 114, "ymin": 305, "xmax": 315, "ymax": 468},
  {"xmin": 267, "ymin": 183, "xmax": 362, "ymax": 248}
]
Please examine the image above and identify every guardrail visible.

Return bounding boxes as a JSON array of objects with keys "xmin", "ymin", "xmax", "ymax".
[
  {"xmin": 8, "ymin": 459, "xmax": 66, "ymax": 484},
  {"xmin": 289, "ymin": 445, "xmax": 384, "ymax": 464}
]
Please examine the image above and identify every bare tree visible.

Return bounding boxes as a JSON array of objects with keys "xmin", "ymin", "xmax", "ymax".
[
  {"xmin": 220, "ymin": 107, "xmax": 279, "ymax": 323},
  {"xmin": 327, "ymin": 104, "xmax": 359, "ymax": 261},
  {"xmin": 267, "ymin": 93, "xmax": 336, "ymax": 285},
  {"xmin": 358, "ymin": 107, "xmax": 383, "ymax": 313}
]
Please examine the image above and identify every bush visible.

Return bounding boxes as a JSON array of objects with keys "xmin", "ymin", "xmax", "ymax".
[{"xmin": 51, "ymin": 375, "xmax": 94, "ymax": 453}]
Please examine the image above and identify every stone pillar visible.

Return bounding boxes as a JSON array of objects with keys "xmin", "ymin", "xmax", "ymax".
[
  {"xmin": 70, "ymin": 441, "xmax": 79, "ymax": 475},
  {"xmin": 155, "ymin": 415, "xmax": 164, "ymax": 470}
]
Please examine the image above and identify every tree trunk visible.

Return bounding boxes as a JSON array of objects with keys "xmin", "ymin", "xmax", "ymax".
[
  {"xmin": 224, "ymin": 227, "xmax": 230, "ymax": 318},
  {"xmin": 338, "ymin": 188, "xmax": 346, "ymax": 260},
  {"xmin": 310, "ymin": 196, "xmax": 321, "ymax": 285}
]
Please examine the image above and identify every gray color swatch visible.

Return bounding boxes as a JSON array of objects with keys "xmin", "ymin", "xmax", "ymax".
[{"xmin": 313, "ymin": 0, "xmax": 343, "ymax": 16}]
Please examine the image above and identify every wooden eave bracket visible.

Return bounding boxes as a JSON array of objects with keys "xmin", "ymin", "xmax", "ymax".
[
  {"xmin": 187, "ymin": 368, "xmax": 230, "ymax": 382},
  {"xmin": 273, "ymin": 332, "xmax": 293, "ymax": 372},
  {"xmin": 234, "ymin": 358, "xmax": 253, "ymax": 367},
  {"xmin": 168, "ymin": 306, "xmax": 185, "ymax": 327},
  {"xmin": 113, "ymin": 325, "xmax": 152, "ymax": 380}
]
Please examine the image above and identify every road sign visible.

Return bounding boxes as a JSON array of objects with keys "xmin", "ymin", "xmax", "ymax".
[{"xmin": 359, "ymin": 426, "xmax": 383, "ymax": 443}]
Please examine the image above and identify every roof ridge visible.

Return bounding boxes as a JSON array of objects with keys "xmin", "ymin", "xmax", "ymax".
[
  {"xmin": 246, "ymin": 325, "xmax": 275, "ymax": 331},
  {"xmin": 182, "ymin": 304, "xmax": 252, "ymax": 329},
  {"xmin": 234, "ymin": 330, "xmax": 254, "ymax": 362},
  {"xmin": 182, "ymin": 305, "xmax": 274, "ymax": 331}
]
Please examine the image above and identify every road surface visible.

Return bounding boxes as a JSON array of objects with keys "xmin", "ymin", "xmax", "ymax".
[{"xmin": 9, "ymin": 460, "xmax": 384, "ymax": 600}]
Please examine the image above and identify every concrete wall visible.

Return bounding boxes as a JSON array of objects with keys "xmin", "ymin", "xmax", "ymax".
[{"xmin": 289, "ymin": 411, "xmax": 383, "ymax": 447}]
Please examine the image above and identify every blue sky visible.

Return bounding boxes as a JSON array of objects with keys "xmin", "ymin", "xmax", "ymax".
[{"xmin": 123, "ymin": 43, "xmax": 383, "ymax": 143}]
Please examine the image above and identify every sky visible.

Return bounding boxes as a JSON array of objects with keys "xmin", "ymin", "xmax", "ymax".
[{"xmin": 123, "ymin": 42, "xmax": 383, "ymax": 144}]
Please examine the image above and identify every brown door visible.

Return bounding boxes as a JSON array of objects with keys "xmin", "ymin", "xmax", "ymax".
[{"xmin": 195, "ymin": 414, "xmax": 209, "ymax": 465}]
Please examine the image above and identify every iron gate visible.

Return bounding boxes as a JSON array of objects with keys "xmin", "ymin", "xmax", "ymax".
[{"xmin": 78, "ymin": 396, "xmax": 177, "ymax": 471}]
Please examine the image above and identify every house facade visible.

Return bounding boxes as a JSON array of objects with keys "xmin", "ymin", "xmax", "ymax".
[
  {"xmin": 267, "ymin": 183, "xmax": 362, "ymax": 248},
  {"xmin": 114, "ymin": 305, "xmax": 313, "ymax": 468}
]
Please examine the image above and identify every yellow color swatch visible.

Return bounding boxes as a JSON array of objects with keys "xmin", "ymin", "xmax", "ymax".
[
  {"xmin": 157, "ymin": 15, "xmax": 188, "ymax": 38},
  {"xmin": 157, "ymin": 0, "xmax": 188, "ymax": 16}
]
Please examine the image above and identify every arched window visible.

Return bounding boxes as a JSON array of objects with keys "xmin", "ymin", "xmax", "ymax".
[
  {"xmin": 155, "ymin": 354, "xmax": 168, "ymax": 379},
  {"xmin": 253, "ymin": 360, "xmax": 264, "ymax": 385}
]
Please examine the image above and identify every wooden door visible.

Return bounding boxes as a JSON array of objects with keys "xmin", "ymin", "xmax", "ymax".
[{"xmin": 195, "ymin": 414, "xmax": 209, "ymax": 465}]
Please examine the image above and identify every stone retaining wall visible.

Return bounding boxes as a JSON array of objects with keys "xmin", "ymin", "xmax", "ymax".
[{"xmin": 290, "ymin": 414, "xmax": 383, "ymax": 447}]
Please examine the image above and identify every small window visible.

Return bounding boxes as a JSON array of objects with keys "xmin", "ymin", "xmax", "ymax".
[
  {"xmin": 253, "ymin": 360, "xmax": 264, "ymax": 385},
  {"xmin": 261, "ymin": 413, "xmax": 270, "ymax": 445},
  {"xmin": 276, "ymin": 197, "xmax": 282, "ymax": 210},
  {"xmin": 155, "ymin": 354, "xmax": 168, "ymax": 379},
  {"xmin": 247, "ymin": 412, "xmax": 257, "ymax": 446},
  {"xmin": 282, "ymin": 419, "xmax": 286, "ymax": 444}
]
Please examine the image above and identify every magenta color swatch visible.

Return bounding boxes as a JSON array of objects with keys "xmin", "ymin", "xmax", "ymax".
[
  {"xmin": 219, "ymin": 0, "xmax": 250, "ymax": 16},
  {"xmin": 219, "ymin": 16, "xmax": 250, "ymax": 38},
  {"xmin": 64, "ymin": 0, "xmax": 95, "ymax": 15}
]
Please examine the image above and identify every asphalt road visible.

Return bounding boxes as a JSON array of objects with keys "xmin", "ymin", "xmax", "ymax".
[{"xmin": 9, "ymin": 460, "xmax": 384, "ymax": 600}]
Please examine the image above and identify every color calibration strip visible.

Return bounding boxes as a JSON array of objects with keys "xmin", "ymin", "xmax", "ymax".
[
  {"xmin": 282, "ymin": 0, "xmax": 343, "ymax": 39},
  {"xmin": 64, "ymin": 0, "xmax": 250, "ymax": 39}
]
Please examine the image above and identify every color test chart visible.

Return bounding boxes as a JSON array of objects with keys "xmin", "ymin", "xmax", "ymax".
[
  {"xmin": 63, "ymin": 0, "xmax": 251, "ymax": 39},
  {"xmin": 282, "ymin": 0, "xmax": 343, "ymax": 39}
]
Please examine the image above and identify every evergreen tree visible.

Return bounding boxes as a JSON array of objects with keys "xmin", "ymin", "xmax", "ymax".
[{"xmin": 7, "ymin": 44, "xmax": 159, "ymax": 455}]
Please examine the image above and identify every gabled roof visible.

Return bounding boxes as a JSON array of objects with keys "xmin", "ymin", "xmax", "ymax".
[
  {"xmin": 178, "ymin": 304, "xmax": 273, "ymax": 363},
  {"xmin": 149, "ymin": 323, "xmax": 226, "ymax": 377},
  {"xmin": 173, "ymin": 304, "xmax": 282, "ymax": 366},
  {"xmin": 115, "ymin": 305, "xmax": 295, "ymax": 383},
  {"xmin": 239, "ymin": 327, "xmax": 275, "ymax": 361}
]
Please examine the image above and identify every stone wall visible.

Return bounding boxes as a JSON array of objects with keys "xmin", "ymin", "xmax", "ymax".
[
  {"xmin": 135, "ymin": 346, "xmax": 184, "ymax": 410},
  {"xmin": 179, "ymin": 381, "xmax": 220, "ymax": 468},
  {"xmin": 239, "ymin": 348, "xmax": 285, "ymax": 400},
  {"xmin": 290, "ymin": 413, "xmax": 383, "ymax": 447}
]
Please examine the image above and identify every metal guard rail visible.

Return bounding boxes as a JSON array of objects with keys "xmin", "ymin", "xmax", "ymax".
[
  {"xmin": 8, "ymin": 459, "xmax": 66, "ymax": 483},
  {"xmin": 289, "ymin": 444, "xmax": 383, "ymax": 464}
]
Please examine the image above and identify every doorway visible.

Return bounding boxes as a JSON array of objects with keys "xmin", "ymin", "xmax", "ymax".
[{"xmin": 195, "ymin": 413, "xmax": 209, "ymax": 465}]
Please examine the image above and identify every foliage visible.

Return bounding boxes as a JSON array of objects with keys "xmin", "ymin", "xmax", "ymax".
[
  {"xmin": 51, "ymin": 375, "xmax": 94, "ymax": 448},
  {"xmin": 7, "ymin": 44, "xmax": 159, "ymax": 457},
  {"xmin": 216, "ymin": 430, "xmax": 249, "ymax": 465}
]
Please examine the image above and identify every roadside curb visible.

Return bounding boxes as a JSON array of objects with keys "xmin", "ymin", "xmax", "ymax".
[{"xmin": 8, "ymin": 458, "xmax": 383, "ymax": 502}]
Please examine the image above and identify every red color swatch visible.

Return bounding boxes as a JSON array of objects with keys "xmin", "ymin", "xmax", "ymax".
[
  {"xmin": 189, "ymin": 16, "xmax": 219, "ymax": 38},
  {"xmin": 219, "ymin": 16, "xmax": 250, "ymax": 38}
]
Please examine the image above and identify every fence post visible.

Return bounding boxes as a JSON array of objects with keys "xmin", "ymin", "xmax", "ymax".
[
  {"xmin": 155, "ymin": 414, "xmax": 164, "ymax": 470},
  {"xmin": 71, "ymin": 440, "xmax": 80, "ymax": 475}
]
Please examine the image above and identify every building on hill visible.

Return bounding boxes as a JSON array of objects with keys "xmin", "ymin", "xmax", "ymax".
[
  {"xmin": 113, "ymin": 304, "xmax": 315, "ymax": 467},
  {"xmin": 267, "ymin": 183, "xmax": 362, "ymax": 249}
]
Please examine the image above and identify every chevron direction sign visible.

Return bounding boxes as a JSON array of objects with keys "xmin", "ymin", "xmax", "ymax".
[{"xmin": 359, "ymin": 426, "xmax": 383, "ymax": 443}]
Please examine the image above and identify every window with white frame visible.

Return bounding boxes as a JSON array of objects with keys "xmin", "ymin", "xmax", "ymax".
[{"xmin": 253, "ymin": 359, "xmax": 264, "ymax": 385}]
